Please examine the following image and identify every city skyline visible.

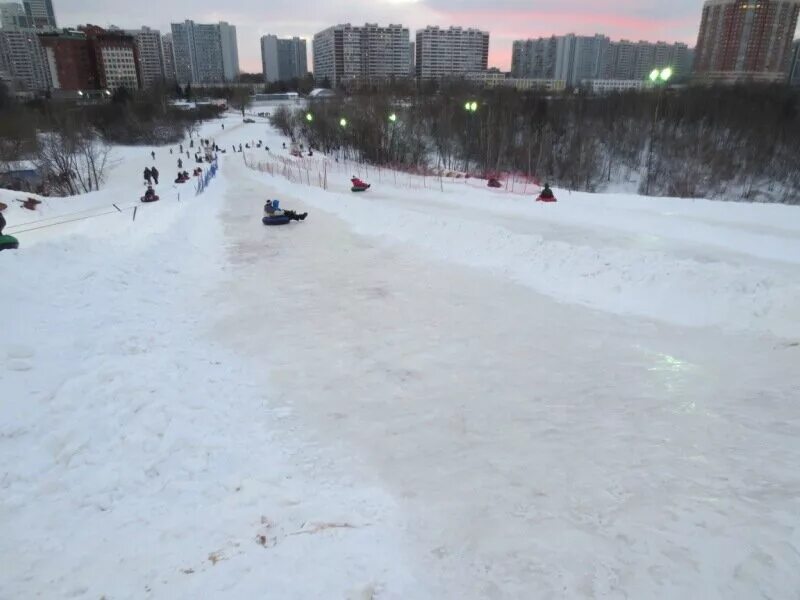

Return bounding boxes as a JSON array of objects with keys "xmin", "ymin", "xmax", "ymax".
[{"xmin": 52, "ymin": 0, "xmax": 782, "ymax": 74}]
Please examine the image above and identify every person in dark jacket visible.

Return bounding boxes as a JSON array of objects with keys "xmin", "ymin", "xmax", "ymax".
[
  {"xmin": 151, "ymin": 166, "xmax": 159, "ymax": 185},
  {"xmin": 144, "ymin": 167, "xmax": 152, "ymax": 185},
  {"xmin": 178, "ymin": 158, "xmax": 183, "ymax": 169},
  {"xmin": 150, "ymin": 151, "xmax": 155, "ymax": 160},
  {"xmin": 0, "ymin": 208, "xmax": 6, "ymax": 235},
  {"xmin": 539, "ymin": 183, "xmax": 554, "ymax": 199}
]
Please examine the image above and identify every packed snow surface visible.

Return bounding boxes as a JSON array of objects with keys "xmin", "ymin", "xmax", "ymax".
[{"xmin": 2, "ymin": 113, "xmax": 799, "ymax": 599}]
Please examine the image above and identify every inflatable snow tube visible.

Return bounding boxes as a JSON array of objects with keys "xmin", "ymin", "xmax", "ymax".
[
  {"xmin": 351, "ymin": 186, "xmax": 369, "ymax": 192},
  {"xmin": 0, "ymin": 234, "xmax": 19, "ymax": 251},
  {"xmin": 140, "ymin": 196, "xmax": 160, "ymax": 203},
  {"xmin": 262, "ymin": 215, "xmax": 291, "ymax": 226},
  {"xmin": 537, "ymin": 195, "xmax": 557, "ymax": 203}
]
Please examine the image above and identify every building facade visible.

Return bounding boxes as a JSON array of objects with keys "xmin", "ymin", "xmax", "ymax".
[
  {"xmin": 161, "ymin": 33, "xmax": 175, "ymax": 81},
  {"xmin": 0, "ymin": 28, "xmax": 49, "ymax": 90},
  {"xmin": 218, "ymin": 22, "xmax": 239, "ymax": 81},
  {"xmin": 313, "ymin": 23, "xmax": 410, "ymax": 86},
  {"xmin": 0, "ymin": 2, "xmax": 27, "ymax": 29},
  {"xmin": 415, "ymin": 26, "xmax": 489, "ymax": 79},
  {"xmin": 22, "ymin": 0, "xmax": 55, "ymax": 29},
  {"xmin": 511, "ymin": 37, "xmax": 557, "ymax": 78},
  {"xmin": 38, "ymin": 30, "xmax": 95, "ymax": 90},
  {"xmin": 170, "ymin": 20, "xmax": 239, "ymax": 84},
  {"xmin": 39, "ymin": 26, "xmax": 140, "ymax": 91},
  {"xmin": 126, "ymin": 27, "xmax": 163, "ymax": 88},
  {"xmin": 513, "ymin": 34, "xmax": 691, "ymax": 84},
  {"xmin": 465, "ymin": 70, "xmax": 566, "ymax": 91},
  {"xmin": 693, "ymin": 0, "xmax": 800, "ymax": 83},
  {"xmin": 603, "ymin": 40, "xmax": 690, "ymax": 80},
  {"xmin": 260, "ymin": 34, "xmax": 307, "ymax": 82}
]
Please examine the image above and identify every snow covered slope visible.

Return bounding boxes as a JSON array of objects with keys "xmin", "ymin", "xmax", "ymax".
[{"xmin": 2, "ymin": 114, "xmax": 799, "ymax": 599}]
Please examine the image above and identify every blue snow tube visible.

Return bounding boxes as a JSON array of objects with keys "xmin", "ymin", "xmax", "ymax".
[{"xmin": 262, "ymin": 215, "xmax": 291, "ymax": 226}]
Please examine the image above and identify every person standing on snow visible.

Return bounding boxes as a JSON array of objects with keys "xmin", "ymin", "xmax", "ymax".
[
  {"xmin": 151, "ymin": 151, "xmax": 155, "ymax": 160},
  {"xmin": 151, "ymin": 166, "xmax": 160, "ymax": 185},
  {"xmin": 0, "ymin": 205, "xmax": 6, "ymax": 235},
  {"xmin": 144, "ymin": 167, "xmax": 152, "ymax": 185},
  {"xmin": 178, "ymin": 158, "xmax": 183, "ymax": 169}
]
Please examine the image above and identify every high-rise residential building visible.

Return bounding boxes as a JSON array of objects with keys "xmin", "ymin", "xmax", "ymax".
[
  {"xmin": 415, "ymin": 26, "xmax": 489, "ymax": 79},
  {"xmin": 260, "ymin": 34, "xmax": 307, "ymax": 82},
  {"xmin": 39, "ymin": 26, "xmax": 141, "ymax": 91},
  {"xmin": 511, "ymin": 37, "xmax": 557, "ymax": 78},
  {"xmin": 22, "ymin": 0, "xmax": 55, "ymax": 29},
  {"xmin": 38, "ymin": 30, "xmax": 95, "ymax": 90},
  {"xmin": 791, "ymin": 39, "xmax": 800, "ymax": 84},
  {"xmin": 604, "ymin": 39, "xmax": 690, "ymax": 79},
  {"xmin": 170, "ymin": 20, "xmax": 238, "ymax": 84},
  {"xmin": 0, "ymin": 2, "xmax": 27, "ymax": 29},
  {"xmin": 693, "ymin": 0, "xmax": 800, "ymax": 83},
  {"xmin": 0, "ymin": 28, "xmax": 49, "ymax": 90},
  {"xmin": 313, "ymin": 23, "xmax": 410, "ymax": 86},
  {"xmin": 218, "ymin": 22, "xmax": 239, "ymax": 81},
  {"xmin": 126, "ymin": 26, "xmax": 163, "ymax": 88},
  {"xmin": 83, "ymin": 26, "xmax": 140, "ymax": 90},
  {"xmin": 161, "ymin": 33, "xmax": 175, "ymax": 81},
  {"xmin": 512, "ymin": 34, "xmax": 608, "ymax": 84},
  {"xmin": 513, "ymin": 34, "xmax": 690, "ymax": 85},
  {"xmin": 554, "ymin": 34, "xmax": 609, "ymax": 85}
]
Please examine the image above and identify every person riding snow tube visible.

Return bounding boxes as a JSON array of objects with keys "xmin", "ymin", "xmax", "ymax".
[
  {"xmin": 175, "ymin": 171, "xmax": 188, "ymax": 184},
  {"xmin": 487, "ymin": 177, "xmax": 502, "ymax": 188},
  {"xmin": 351, "ymin": 176, "xmax": 370, "ymax": 192},
  {"xmin": 141, "ymin": 185, "xmax": 159, "ymax": 203},
  {"xmin": 537, "ymin": 183, "xmax": 557, "ymax": 203},
  {"xmin": 262, "ymin": 199, "xmax": 307, "ymax": 225}
]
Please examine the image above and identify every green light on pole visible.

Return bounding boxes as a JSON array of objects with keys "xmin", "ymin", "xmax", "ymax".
[
  {"xmin": 339, "ymin": 118, "xmax": 347, "ymax": 127},
  {"xmin": 649, "ymin": 68, "xmax": 673, "ymax": 83},
  {"xmin": 389, "ymin": 113, "xmax": 397, "ymax": 123},
  {"xmin": 305, "ymin": 112, "xmax": 314, "ymax": 122}
]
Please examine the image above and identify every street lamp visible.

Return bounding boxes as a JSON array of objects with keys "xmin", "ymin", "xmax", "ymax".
[
  {"xmin": 645, "ymin": 67, "xmax": 673, "ymax": 195},
  {"xmin": 305, "ymin": 112, "xmax": 314, "ymax": 122},
  {"xmin": 388, "ymin": 113, "xmax": 397, "ymax": 123},
  {"xmin": 339, "ymin": 117, "xmax": 347, "ymax": 127},
  {"xmin": 464, "ymin": 100, "xmax": 478, "ymax": 112},
  {"xmin": 649, "ymin": 67, "xmax": 673, "ymax": 84}
]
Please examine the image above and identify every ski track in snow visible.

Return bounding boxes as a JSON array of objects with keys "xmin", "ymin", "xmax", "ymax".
[{"xmin": 2, "ymin": 112, "xmax": 800, "ymax": 599}]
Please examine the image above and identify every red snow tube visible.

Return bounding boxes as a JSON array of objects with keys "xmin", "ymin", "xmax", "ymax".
[
  {"xmin": 141, "ymin": 195, "xmax": 160, "ymax": 203},
  {"xmin": 487, "ymin": 178, "xmax": 502, "ymax": 188},
  {"xmin": 537, "ymin": 195, "xmax": 557, "ymax": 203}
]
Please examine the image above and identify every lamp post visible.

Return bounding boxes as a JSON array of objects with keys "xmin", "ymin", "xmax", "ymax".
[
  {"xmin": 645, "ymin": 68, "xmax": 672, "ymax": 196},
  {"xmin": 388, "ymin": 113, "xmax": 398, "ymax": 163},
  {"xmin": 464, "ymin": 100, "xmax": 479, "ymax": 171}
]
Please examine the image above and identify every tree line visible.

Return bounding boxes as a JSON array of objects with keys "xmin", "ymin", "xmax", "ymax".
[{"xmin": 274, "ymin": 83, "xmax": 800, "ymax": 203}]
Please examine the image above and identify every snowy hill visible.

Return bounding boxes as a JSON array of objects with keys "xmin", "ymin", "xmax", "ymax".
[{"xmin": 2, "ymin": 113, "xmax": 799, "ymax": 599}]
